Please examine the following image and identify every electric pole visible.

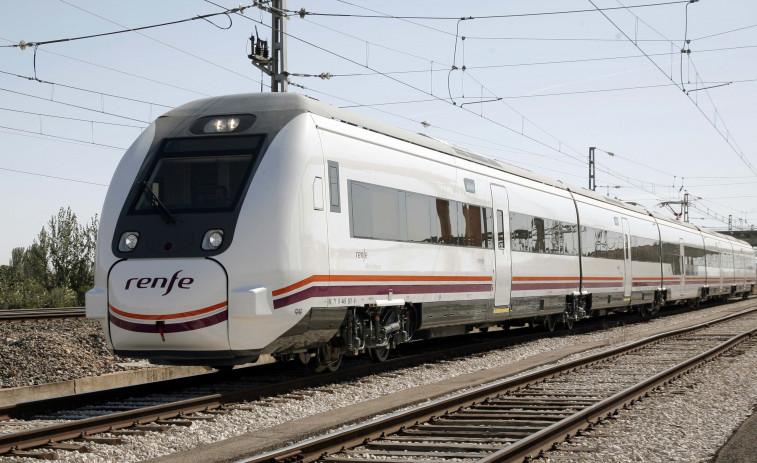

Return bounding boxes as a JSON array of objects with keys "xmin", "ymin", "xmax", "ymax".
[
  {"xmin": 588, "ymin": 147, "xmax": 596, "ymax": 191},
  {"xmin": 248, "ymin": 0, "xmax": 288, "ymax": 92}
]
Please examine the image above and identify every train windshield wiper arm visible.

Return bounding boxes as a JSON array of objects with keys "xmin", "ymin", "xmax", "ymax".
[{"xmin": 138, "ymin": 181, "xmax": 177, "ymax": 224}]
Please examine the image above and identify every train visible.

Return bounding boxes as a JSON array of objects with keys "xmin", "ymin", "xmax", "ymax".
[{"xmin": 85, "ymin": 93, "xmax": 757, "ymax": 372}]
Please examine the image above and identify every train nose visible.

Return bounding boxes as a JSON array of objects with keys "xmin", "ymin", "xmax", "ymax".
[{"xmin": 107, "ymin": 259, "xmax": 229, "ymax": 358}]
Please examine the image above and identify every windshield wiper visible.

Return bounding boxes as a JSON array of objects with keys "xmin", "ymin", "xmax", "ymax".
[{"xmin": 138, "ymin": 181, "xmax": 177, "ymax": 224}]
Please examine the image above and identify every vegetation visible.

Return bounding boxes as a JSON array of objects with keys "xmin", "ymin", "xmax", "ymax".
[{"xmin": 0, "ymin": 207, "xmax": 98, "ymax": 309}]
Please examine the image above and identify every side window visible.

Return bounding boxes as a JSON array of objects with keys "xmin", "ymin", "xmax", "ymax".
[
  {"xmin": 406, "ymin": 193, "xmax": 432, "ymax": 243},
  {"xmin": 436, "ymin": 198, "xmax": 458, "ymax": 245},
  {"xmin": 371, "ymin": 185, "xmax": 401, "ymax": 240},
  {"xmin": 327, "ymin": 161, "xmax": 340, "ymax": 213},
  {"xmin": 533, "ymin": 217, "xmax": 545, "ymax": 253},
  {"xmin": 350, "ymin": 182, "xmax": 372, "ymax": 238},
  {"xmin": 460, "ymin": 204, "xmax": 483, "ymax": 247},
  {"xmin": 482, "ymin": 207, "xmax": 494, "ymax": 249},
  {"xmin": 497, "ymin": 210, "xmax": 505, "ymax": 249}
]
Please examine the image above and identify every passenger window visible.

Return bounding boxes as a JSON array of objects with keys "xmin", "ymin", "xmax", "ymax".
[
  {"xmin": 371, "ymin": 186, "xmax": 401, "ymax": 240},
  {"xmin": 406, "ymin": 193, "xmax": 432, "ymax": 242},
  {"xmin": 350, "ymin": 182, "xmax": 372, "ymax": 238},
  {"xmin": 482, "ymin": 207, "xmax": 494, "ymax": 249},
  {"xmin": 497, "ymin": 210, "xmax": 505, "ymax": 249},
  {"xmin": 328, "ymin": 161, "xmax": 340, "ymax": 213}
]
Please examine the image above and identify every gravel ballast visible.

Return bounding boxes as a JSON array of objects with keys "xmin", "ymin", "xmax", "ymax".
[
  {"xmin": 1, "ymin": 302, "xmax": 755, "ymax": 462},
  {"xmin": 0, "ymin": 319, "xmax": 138, "ymax": 389}
]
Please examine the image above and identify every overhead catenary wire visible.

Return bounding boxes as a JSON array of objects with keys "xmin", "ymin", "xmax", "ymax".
[
  {"xmin": 594, "ymin": 0, "xmax": 757, "ymax": 176},
  {"xmin": 0, "ymin": 87, "xmax": 150, "ymax": 124},
  {"xmin": 298, "ymin": 1, "xmax": 691, "ymax": 20},
  {"xmin": 0, "ymin": 106, "xmax": 147, "ymax": 129},
  {"xmin": 0, "ymin": 36, "xmax": 214, "ymax": 97},
  {"xmin": 3, "ymin": 2, "xmax": 251, "ymax": 48},
  {"xmin": 0, "ymin": 165, "xmax": 108, "ymax": 187},
  {"xmin": 0, "ymin": 124, "xmax": 128, "ymax": 150},
  {"xmin": 54, "ymin": 2, "xmax": 265, "ymax": 87},
  {"xmin": 0, "ymin": 69, "xmax": 175, "ymax": 108}
]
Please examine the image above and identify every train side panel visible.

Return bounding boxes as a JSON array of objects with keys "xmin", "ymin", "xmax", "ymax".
[{"xmin": 314, "ymin": 117, "xmax": 495, "ymax": 333}]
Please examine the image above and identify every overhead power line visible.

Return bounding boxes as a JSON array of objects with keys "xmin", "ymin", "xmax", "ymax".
[
  {"xmin": 588, "ymin": 0, "xmax": 757, "ymax": 177},
  {"xmin": 0, "ymin": 39, "xmax": 214, "ymax": 97},
  {"xmin": 0, "ymin": 87, "xmax": 150, "ymax": 124},
  {"xmin": 52, "ymin": 2, "xmax": 264, "ymax": 87},
  {"xmin": 0, "ymin": 166, "xmax": 108, "ymax": 187},
  {"xmin": 3, "ymin": 2, "xmax": 251, "ymax": 48},
  {"xmin": 0, "ymin": 124, "xmax": 127, "ymax": 150},
  {"xmin": 298, "ymin": 1, "xmax": 690, "ymax": 20},
  {"xmin": 0, "ymin": 69, "xmax": 175, "ymax": 108},
  {"xmin": 0, "ymin": 106, "xmax": 146, "ymax": 128}
]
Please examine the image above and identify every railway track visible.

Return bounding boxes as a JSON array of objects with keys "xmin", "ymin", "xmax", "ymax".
[
  {"xmin": 0, "ymin": 307, "xmax": 85, "ymax": 323},
  {"xmin": 0, "ymin": 301, "xmax": 753, "ymax": 460},
  {"xmin": 245, "ymin": 307, "xmax": 757, "ymax": 463}
]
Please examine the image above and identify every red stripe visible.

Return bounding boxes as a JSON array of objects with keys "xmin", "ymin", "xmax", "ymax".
[
  {"xmin": 273, "ymin": 283, "xmax": 493, "ymax": 310},
  {"xmin": 109, "ymin": 301, "xmax": 227, "ymax": 321},
  {"xmin": 273, "ymin": 274, "xmax": 492, "ymax": 297}
]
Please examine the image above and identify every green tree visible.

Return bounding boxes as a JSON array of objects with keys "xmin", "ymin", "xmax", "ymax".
[
  {"xmin": 0, "ymin": 207, "xmax": 98, "ymax": 309},
  {"xmin": 45, "ymin": 207, "xmax": 98, "ymax": 305}
]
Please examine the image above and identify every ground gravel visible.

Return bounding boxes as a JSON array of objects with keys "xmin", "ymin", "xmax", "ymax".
[
  {"xmin": 0, "ymin": 319, "xmax": 135, "ymax": 389},
  {"xmin": 1, "ymin": 303, "xmax": 755, "ymax": 462},
  {"xmin": 544, "ymin": 339, "xmax": 757, "ymax": 463}
]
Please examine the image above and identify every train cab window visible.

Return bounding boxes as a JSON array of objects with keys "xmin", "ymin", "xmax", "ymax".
[{"xmin": 132, "ymin": 136, "xmax": 262, "ymax": 214}]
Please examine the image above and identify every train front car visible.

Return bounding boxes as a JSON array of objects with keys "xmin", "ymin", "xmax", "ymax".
[{"xmin": 86, "ymin": 94, "xmax": 328, "ymax": 367}]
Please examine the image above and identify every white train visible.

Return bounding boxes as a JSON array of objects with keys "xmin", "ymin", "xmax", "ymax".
[{"xmin": 86, "ymin": 93, "xmax": 756, "ymax": 371}]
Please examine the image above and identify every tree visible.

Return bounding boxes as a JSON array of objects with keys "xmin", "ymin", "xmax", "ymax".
[
  {"xmin": 45, "ymin": 207, "xmax": 98, "ymax": 305},
  {"xmin": 0, "ymin": 207, "xmax": 98, "ymax": 309}
]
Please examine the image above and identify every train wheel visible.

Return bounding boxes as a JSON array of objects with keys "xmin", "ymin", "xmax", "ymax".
[
  {"xmin": 368, "ymin": 347, "xmax": 390, "ymax": 363},
  {"xmin": 563, "ymin": 316, "xmax": 574, "ymax": 330},
  {"xmin": 314, "ymin": 342, "xmax": 342, "ymax": 373},
  {"xmin": 544, "ymin": 315, "xmax": 557, "ymax": 333},
  {"xmin": 638, "ymin": 304, "xmax": 653, "ymax": 321},
  {"xmin": 314, "ymin": 354, "xmax": 342, "ymax": 373}
]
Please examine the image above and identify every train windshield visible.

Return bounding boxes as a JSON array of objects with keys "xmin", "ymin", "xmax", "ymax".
[{"xmin": 132, "ymin": 135, "xmax": 263, "ymax": 214}]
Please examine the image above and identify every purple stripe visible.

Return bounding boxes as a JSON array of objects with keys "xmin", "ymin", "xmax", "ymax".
[
  {"xmin": 633, "ymin": 281, "xmax": 661, "ymax": 287},
  {"xmin": 110, "ymin": 311, "xmax": 228, "ymax": 333},
  {"xmin": 273, "ymin": 283, "xmax": 492, "ymax": 309},
  {"xmin": 512, "ymin": 282, "xmax": 578, "ymax": 290},
  {"xmin": 582, "ymin": 282, "xmax": 623, "ymax": 289}
]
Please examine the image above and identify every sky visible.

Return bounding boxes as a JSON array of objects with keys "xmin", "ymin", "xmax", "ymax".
[{"xmin": 1, "ymin": 0, "xmax": 756, "ymax": 264}]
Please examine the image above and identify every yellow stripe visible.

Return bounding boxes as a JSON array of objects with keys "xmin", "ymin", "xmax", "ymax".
[{"xmin": 493, "ymin": 307, "xmax": 510, "ymax": 314}]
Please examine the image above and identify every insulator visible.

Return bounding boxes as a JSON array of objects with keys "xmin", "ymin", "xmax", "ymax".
[
  {"xmin": 254, "ymin": 39, "xmax": 262, "ymax": 56},
  {"xmin": 262, "ymin": 41, "xmax": 269, "ymax": 59}
]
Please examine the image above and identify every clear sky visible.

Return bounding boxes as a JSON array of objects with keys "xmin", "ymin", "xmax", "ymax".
[{"xmin": 1, "ymin": 0, "xmax": 756, "ymax": 264}]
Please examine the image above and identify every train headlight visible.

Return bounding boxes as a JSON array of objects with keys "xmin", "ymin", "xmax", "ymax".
[
  {"xmin": 202, "ymin": 229, "xmax": 224, "ymax": 250},
  {"xmin": 189, "ymin": 114, "xmax": 255, "ymax": 135},
  {"xmin": 204, "ymin": 117, "xmax": 240, "ymax": 133},
  {"xmin": 119, "ymin": 232, "xmax": 140, "ymax": 252}
]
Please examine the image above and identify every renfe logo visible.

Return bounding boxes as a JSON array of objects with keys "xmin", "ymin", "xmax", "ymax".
[{"xmin": 124, "ymin": 270, "xmax": 194, "ymax": 296}]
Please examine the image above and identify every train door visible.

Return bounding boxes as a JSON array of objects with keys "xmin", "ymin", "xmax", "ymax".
[
  {"xmin": 621, "ymin": 218, "xmax": 632, "ymax": 299},
  {"xmin": 679, "ymin": 238, "xmax": 686, "ymax": 296},
  {"xmin": 491, "ymin": 184, "xmax": 511, "ymax": 311}
]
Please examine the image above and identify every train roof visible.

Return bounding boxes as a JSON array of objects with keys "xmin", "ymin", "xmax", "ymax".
[{"xmin": 166, "ymin": 93, "xmax": 752, "ymax": 250}]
